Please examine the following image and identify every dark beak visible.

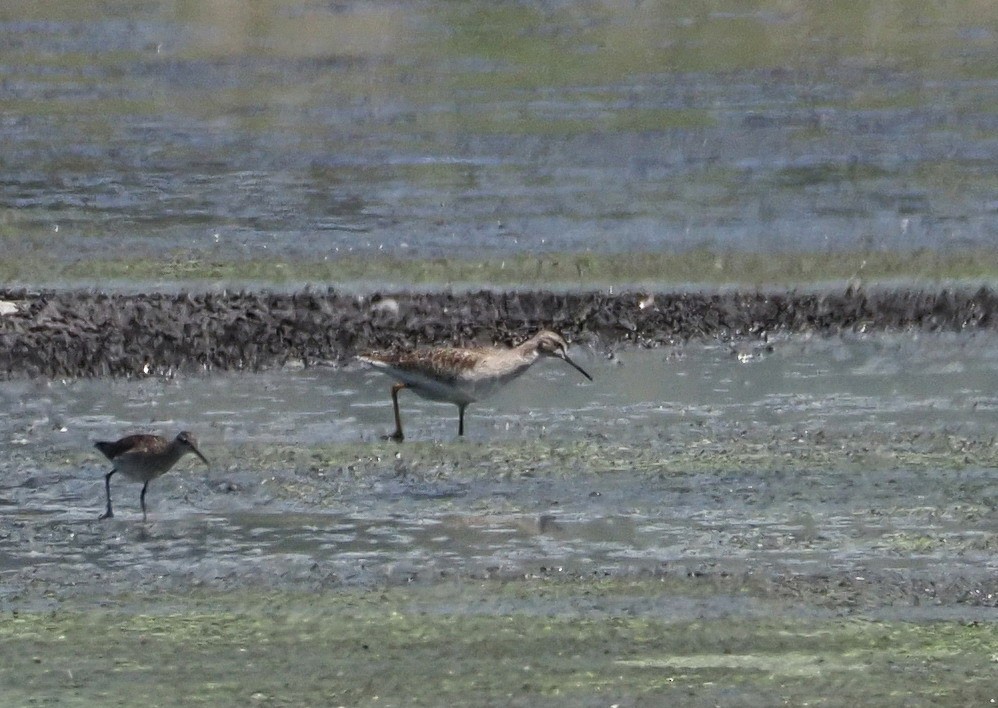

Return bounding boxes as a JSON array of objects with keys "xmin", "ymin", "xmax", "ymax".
[
  {"xmin": 191, "ymin": 446, "xmax": 211, "ymax": 469},
  {"xmin": 562, "ymin": 354, "xmax": 593, "ymax": 381}
]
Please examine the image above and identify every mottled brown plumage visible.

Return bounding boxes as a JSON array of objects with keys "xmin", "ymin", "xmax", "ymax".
[
  {"xmin": 95, "ymin": 431, "xmax": 210, "ymax": 521},
  {"xmin": 358, "ymin": 330, "xmax": 592, "ymax": 440},
  {"xmin": 377, "ymin": 347, "xmax": 486, "ymax": 383}
]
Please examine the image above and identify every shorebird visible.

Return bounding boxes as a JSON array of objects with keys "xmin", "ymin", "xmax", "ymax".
[
  {"xmin": 358, "ymin": 330, "xmax": 592, "ymax": 441},
  {"xmin": 94, "ymin": 431, "xmax": 210, "ymax": 521}
]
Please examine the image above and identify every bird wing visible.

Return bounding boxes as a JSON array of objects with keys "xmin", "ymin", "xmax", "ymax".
[
  {"xmin": 94, "ymin": 434, "xmax": 163, "ymax": 460},
  {"xmin": 361, "ymin": 348, "xmax": 484, "ymax": 385}
]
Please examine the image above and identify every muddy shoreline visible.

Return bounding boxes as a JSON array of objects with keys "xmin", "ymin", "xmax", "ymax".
[{"xmin": 1, "ymin": 286, "xmax": 996, "ymax": 378}]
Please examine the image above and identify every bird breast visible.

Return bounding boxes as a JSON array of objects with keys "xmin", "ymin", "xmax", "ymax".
[{"xmin": 113, "ymin": 447, "xmax": 185, "ymax": 482}]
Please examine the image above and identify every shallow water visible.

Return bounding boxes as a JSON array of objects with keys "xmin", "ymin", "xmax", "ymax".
[
  {"xmin": 2, "ymin": 333, "xmax": 995, "ymax": 703},
  {"xmin": 2, "ymin": 0, "xmax": 997, "ymax": 277},
  {"xmin": 4, "ymin": 330, "xmax": 998, "ymax": 448},
  {"xmin": 2, "ymin": 333, "xmax": 995, "ymax": 619}
]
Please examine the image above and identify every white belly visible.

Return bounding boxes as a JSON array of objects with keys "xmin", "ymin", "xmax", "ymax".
[{"xmin": 391, "ymin": 365, "xmax": 529, "ymax": 406}]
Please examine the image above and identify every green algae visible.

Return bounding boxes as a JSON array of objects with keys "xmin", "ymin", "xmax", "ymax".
[
  {"xmin": 1, "ymin": 581, "xmax": 994, "ymax": 706},
  {"xmin": 184, "ymin": 431, "xmax": 998, "ymax": 482},
  {"xmin": 3, "ymin": 249, "xmax": 998, "ymax": 290},
  {"xmin": 32, "ymin": 425, "xmax": 998, "ymax": 508}
]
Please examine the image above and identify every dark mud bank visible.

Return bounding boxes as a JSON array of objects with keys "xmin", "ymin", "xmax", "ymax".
[{"xmin": 1, "ymin": 286, "xmax": 996, "ymax": 378}]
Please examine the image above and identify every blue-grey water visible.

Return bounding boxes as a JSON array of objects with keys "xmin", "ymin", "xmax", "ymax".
[{"xmin": 2, "ymin": 0, "xmax": 997, "ymax": 268}]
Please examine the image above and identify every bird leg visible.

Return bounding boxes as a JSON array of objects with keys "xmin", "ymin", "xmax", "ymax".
[
  {"xmin": 458, "ymin": 403, "xmax": 467, "ymax": 437},
  {"xmin": 140, "ymin": 481, "xmax": 149, "ymax": 522},
  {"xmin": 383, "ymin": 382, "xmax": 407, "ymax": 442},
  {"xmin": 99, "ymin": 470, "xmax": 116, "ymax": 520}
]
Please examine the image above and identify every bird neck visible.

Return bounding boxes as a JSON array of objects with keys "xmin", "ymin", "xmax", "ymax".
[{"xmin": 163, "ymin": 440, "xmax": 189, "ymax": 465}]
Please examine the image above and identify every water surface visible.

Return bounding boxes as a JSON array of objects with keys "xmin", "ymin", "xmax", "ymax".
[
  {"xmin": 2, "ymin": 333, "xmax": 994, "ymax": 619},
  {"xmin": 2, "ymin": 1, "xmax": 997, "ymax": 283}
]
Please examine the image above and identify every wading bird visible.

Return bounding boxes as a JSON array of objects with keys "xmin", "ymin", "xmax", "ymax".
[
  {"xmin": 95, "ymin": 431, "xmax": 210, "ymax": 521},
  {"xmin": 358, "ymin": 330, "xmax": 592, "ymax": 441}
]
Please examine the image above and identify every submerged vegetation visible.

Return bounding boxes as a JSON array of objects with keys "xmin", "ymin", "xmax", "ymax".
[
  {"xmin": 1, "ymin": 582, "xmax": 995, "ymax": 706},
  {"xmin": 3, "ymin": 249, "xmax": 998, "ymax": 289}
]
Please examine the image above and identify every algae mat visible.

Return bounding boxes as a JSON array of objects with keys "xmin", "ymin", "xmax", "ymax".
[{"xmin": 2, "ymin": 582, "xmax": 996, "ymax": 707}]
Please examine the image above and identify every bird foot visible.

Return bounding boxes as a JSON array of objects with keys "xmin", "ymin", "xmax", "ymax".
[
  {"xmin": 381, "ymin": 431, "xmax": 405, "ymax": 443},
  {"xmin": 98, "ymin": 511, "xmax": 114, "ymax": 520}
]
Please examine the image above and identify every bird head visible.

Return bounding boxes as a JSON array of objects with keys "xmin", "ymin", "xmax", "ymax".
[
  {"xmin": 531, "ymin": 331, "xmax": 593, "ymax": 381},
  {"xmin": 175, "ymin": 431, "xmax": 211, "ymax": 468}
]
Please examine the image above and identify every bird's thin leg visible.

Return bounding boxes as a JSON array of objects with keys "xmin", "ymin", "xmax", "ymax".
[
  {"xmin": 99, "ymin": 470, "xmax": 116, "ymax": 520},
  {"xmin": 384, "ymin": 382, "xmax": 407, "ymax": 442},
  {"xmin": 140, "ymin": 481, "xmax": 149, "ymax": 522},
  {"xmin": 458, "ymin": 404, "xmax": 466, "ymax": 437}
]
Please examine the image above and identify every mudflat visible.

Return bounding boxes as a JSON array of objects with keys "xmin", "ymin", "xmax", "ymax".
[{"xmin": 1, "ymin": 321, "xmax": 995, "ymax": 705}]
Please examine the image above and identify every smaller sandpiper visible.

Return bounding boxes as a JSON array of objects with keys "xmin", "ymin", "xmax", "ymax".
[
  {"xmin": 94, "ymin": 431, "xmax": 210, "ymax": 521},
  {"xmin": 358, "ymin": 330, "xmax": 593, "ymax": 441}
]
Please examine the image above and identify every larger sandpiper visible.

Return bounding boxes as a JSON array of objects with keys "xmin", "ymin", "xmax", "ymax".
[
  {"xmin": 358, "ymin": 330, "xmax": 592, "ymax": 441},
  {"xmin": 94, "ymin": 431, "xmax": 210, "ymax": 521}
]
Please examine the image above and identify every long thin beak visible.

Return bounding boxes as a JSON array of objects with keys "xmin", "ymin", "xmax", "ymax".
[
  {"xmin": 562, "ymin": 354, "xmax": 593, "ymax": 381},
  {"xmin": 191, "ymin": 446, "xmax": 211, "ymax": 469}
]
